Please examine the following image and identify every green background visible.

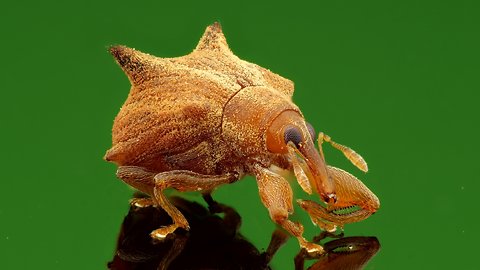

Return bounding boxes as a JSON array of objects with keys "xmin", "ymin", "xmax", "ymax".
[{"xmin": 1, "ymin": 0, "xmax": 478, "ymax": 269}]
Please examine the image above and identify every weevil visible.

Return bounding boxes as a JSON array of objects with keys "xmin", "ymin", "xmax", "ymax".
[{"xmin": 105, "ymin": 22, "xmax": 379, "ymax": 254}]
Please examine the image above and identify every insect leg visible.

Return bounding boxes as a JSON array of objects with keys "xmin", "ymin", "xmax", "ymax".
[
  {"xmin": 116, "ymin": 166, "xmax": 157, "ymax": 196},
  {"xmin": 298, "ymin": 166, "xmax": 379, "ymax": 229},
  {"xmin": 151, "ymin": 170, "xmax": 237, "ymax": 239},
  {"xmin": 201, "ymin": 193, "xmax": 242, "ymax": 232},
  {"xmin": 253, "ymin": 164, "xmax": 324, "ymax": 256},
  {"xmin": 202, "ymin": 193, "xmax": 223, "ymax": 213},
  {"xmin": 263, "ymin": 230, "xmax": 289, "ymax": 264}
]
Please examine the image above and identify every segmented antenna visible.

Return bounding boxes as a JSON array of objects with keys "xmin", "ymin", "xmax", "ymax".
[{"xmin": 318, "ymin": 133, "xmax": 368, "ymax": 173}]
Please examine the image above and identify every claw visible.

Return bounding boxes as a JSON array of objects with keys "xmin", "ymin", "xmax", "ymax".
[
  {"xmin": 130, "ymin": 197, "xmax": 155, "ymax": 209},
  {"xmin": 301, "ymin": 241, "xmax": 324, "ymax": 257},
  {"xmin": 150, "ymin": 225, "xmax": 180, "ymax": 240}
]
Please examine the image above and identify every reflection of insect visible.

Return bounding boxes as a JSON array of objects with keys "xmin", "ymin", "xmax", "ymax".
[
  {"xmin": 105, "ymin": 22, "xmax": 379, "ymax": 255},
  {"xmin": 108, "ymin": 195, "xmax": 288, "ymax": 270},
  {"xmin": 295, "ymin": 236, "xmax": 381, "ymax": 270}
]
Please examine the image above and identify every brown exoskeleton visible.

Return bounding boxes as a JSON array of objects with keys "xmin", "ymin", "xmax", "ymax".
[
  {"xmin": 105, "ymin": 22, "xmax": 379, "ymax": 254},
  {"xmin": 297, "ymin": 133, "xmax": 380, "ymax": 233}
]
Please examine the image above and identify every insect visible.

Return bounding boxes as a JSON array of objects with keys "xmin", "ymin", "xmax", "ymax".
[{"xmin": 105, "ymin": 22, "xmax": 379, "ymax": 255}]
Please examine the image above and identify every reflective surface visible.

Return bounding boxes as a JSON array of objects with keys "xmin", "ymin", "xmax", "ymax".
[
  {"xmin": 2, "ymin": 0, "xmax": 479, "ymax": 269},
  {"xmin": 109, "ymin": 195, "xmax": 288, "ymax": 270},
  {"xmin": 109, "ymin": 195, "xmax": 379, "ymax": 270},
  {"xmin": 295, "ymin": 235, "xmax": 380, "ymax": 270}
]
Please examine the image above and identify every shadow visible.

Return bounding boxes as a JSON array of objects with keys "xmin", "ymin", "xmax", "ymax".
[
  {"xmin": 294, "ymin": 234, "xmax": 381, "ymax": 270},
  {"xmin": 108, "ymin": 195, "xmax": 288, "ymax": 270}
]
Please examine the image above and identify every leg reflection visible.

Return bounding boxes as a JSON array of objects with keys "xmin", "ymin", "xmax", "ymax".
[
  {"xmin": 295, "ymin": 235, "xmax": 380, "ymax": 270},
  {"xmin": 108, "ymin": 194, "xmax": 288, "ymax": 270}
]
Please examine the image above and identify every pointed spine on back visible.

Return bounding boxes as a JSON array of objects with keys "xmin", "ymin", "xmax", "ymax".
[
  {"xmin": 109, "ymin": 45, "xmax": 160, "ymax": 87},
  {"xmin": 194, "ymin": 22, "xmax": 232, "ymax": 53}
]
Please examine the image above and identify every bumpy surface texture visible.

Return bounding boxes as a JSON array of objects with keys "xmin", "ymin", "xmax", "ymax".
[{"xmin": 105, "ymin": 23, "xmax": 296, "ymax": 174}]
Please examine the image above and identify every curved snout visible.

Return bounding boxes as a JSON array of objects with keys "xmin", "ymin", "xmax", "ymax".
[
  {"xmin": 265, "ymin": 109, "xmax": 336, "ymax": 203},
  {"xmin": 297, "ymin": 139, "xmax": 336, "ymax": 203}
]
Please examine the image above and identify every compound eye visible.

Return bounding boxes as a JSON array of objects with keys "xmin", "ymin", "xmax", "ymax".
[
  {"xmin": 306, "ymin": 122, "xmax": 316, "ymax": 140},
  {"xmin": 284, "ymin": 126, "xmax": 303, "ymax": 148}
]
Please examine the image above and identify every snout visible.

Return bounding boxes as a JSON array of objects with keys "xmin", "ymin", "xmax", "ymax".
[{"xmin": 297, "ymin": 140, "xmax": 336, "ymax": 203}]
